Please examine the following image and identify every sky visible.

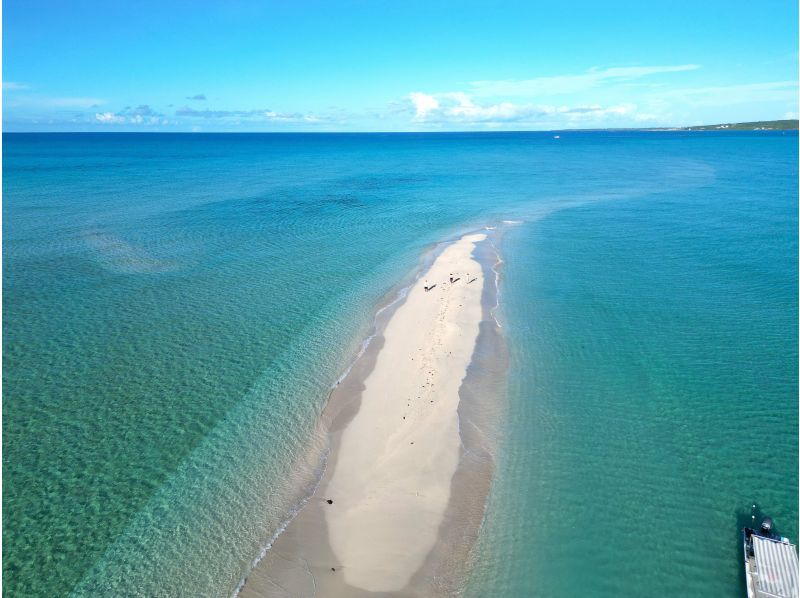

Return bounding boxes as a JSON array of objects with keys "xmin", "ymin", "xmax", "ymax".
[{"xmin": 2, "ymin": 0, "xmax": 798, "ymax": 132}]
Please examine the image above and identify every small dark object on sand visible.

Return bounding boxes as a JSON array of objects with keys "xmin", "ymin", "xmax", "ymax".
[
  {"xmin": 452, "ymin": 277, "xmax": 461, "ymax": 283},
  {"xmin": 426, "ymin": 284, "xmax": 437, "ymax": 291},
  {"xmin": 331, "ymin": 568, "xmax": 336, "ymax": 572},
  {"xmin": 326, "ymin": 499, "xmax": 333, "ymax": 504},
  {"xmin": 467, "ymin": 278, "xmax": 477, "ymax": 284}
]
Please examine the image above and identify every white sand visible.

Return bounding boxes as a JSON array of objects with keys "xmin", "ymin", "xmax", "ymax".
[{"xmin": 323, "ymin": 233, "xmax": 487, "ymax": 592}]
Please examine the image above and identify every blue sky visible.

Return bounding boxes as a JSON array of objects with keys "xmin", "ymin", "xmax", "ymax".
[{"xmin": 3, "ymin": 0, "xmax": 798, "ymax": 131}]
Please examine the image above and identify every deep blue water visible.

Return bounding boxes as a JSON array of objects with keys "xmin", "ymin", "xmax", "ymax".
[{"xmin": 3, "ymin": 132, "xmax": 797, "ymax": 596}]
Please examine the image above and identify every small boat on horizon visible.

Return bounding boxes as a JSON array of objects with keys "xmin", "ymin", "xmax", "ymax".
[{"xmin": 743, "ymin": 510, "xmax": 798, "ymax": 598}]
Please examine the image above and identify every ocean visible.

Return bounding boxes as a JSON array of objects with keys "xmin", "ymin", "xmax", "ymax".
[{"xmin": 3, "ymin": 131, "xmax": 797, "ymax": 596}]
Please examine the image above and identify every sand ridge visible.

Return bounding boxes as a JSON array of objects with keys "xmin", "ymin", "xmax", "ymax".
[
  {"xmin": 323, "ymin": 232, "xmax": 487, "ymax": 591},
  {"xmin": 238, "ymin": 232, "xmax": 490, "ymax": 597}
]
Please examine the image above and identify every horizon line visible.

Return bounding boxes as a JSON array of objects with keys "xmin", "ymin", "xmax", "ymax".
[{"xmin": 4, "ymin": 118, "xmax": 798, "ymax": 135}]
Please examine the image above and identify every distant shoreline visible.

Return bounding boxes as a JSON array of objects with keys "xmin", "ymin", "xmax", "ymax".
[{"xmin": 645, "ymin": 119, "xmax": 799, "ymax": 131}]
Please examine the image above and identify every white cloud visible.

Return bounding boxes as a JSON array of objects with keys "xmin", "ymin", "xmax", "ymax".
[
  {"xmin": 469, "ymin": 64, "xmax": 701, "ymax": 97},
  {"xmin": 654, "ymin": 80, "xmax": 798, "ymax": 105},
  {"xmin": 401, "ymin": 64, "xmax": 706, "ymax": 127},
  {"xmin": 410, "ymin": 92, "xmax": 526, "ymax": 122},
  {"xmin": 176, "ymin": 105, "xmax": 325, "ymax": 123},
  {"xmin": 3, "ymin": 81, "xmax": 29, "ymax": 90},
  {"xmin": 399, "ymin": 63, "xmax": 799, "ymax": 129},
  {"xmin": 94, "ymin": 105, "xmax": 166, "ymax": 125},
  {"xmin": 596, "ymin": 65, "xmax": 700, "ymax": 78},
  {"xmin": 409, "ymin": 92, "xmax": 440, "ymax": 118},
  {"xmin": 95, "ymin": 112, "xmax": 125, "ymax": 123},
  {"xmin": 407, "ymin": 91, "xmax": 639, "ymax": 125}
]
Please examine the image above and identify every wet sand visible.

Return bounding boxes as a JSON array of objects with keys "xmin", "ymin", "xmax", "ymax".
[{"xmin": 240, "ymin": 233, "xmax": 500, "ymax": 596}]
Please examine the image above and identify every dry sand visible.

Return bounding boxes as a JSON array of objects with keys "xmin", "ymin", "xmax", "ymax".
[{"xmin": 240, "ymin": 232, "xmax": 489, "ymax": 596}]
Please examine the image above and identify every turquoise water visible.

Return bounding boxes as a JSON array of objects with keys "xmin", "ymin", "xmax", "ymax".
[{"xmin": 3, "ymin": 132, "xmax": 796, "ymax": 596}]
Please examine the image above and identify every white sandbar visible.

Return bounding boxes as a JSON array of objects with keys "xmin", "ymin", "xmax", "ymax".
[{"xmin": 324, "ymin": 233, "xmax": 486, "ymax": 592}]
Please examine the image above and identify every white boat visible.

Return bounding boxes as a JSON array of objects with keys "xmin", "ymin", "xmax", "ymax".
[{"xmin": 743, "ymin": 514, "xmax": 798, "ymax": 598}]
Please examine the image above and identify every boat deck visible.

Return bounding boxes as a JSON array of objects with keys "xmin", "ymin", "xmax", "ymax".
[{"xmin": 746, "ymin": 535, "xmax": 799, "ymax": 598}]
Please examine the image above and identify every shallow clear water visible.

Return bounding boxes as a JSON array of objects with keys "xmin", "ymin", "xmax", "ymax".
[
  {"xmin": 468, "ymin": 135, "xmax": 799, "ymax": 596},
  {"xmin": 3, "ymin": 132, "xmax": 796, "ymax": 596}
]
